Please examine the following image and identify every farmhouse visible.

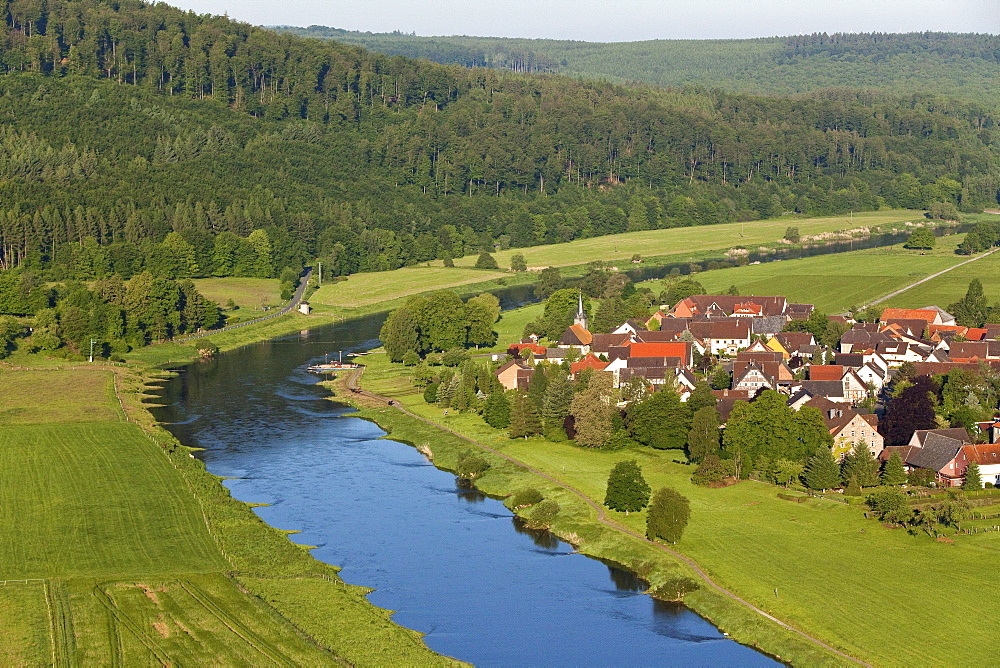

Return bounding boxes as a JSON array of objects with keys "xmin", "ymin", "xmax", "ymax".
[
  {"xmin": 495, "ymin": 360, "xmax": 534, "ymax": 391},
  {"xmin": 800, "ymin": 396, "xmax": 883, "ymax": 460}
]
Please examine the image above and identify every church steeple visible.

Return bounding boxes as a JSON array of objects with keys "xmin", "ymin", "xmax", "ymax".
[{"xmin": 573, "ymin": 290, "xmax": 589, "ymax": 330}]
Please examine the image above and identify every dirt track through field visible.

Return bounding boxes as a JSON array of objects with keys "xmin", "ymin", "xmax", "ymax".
[{"xmin": 342, "ymin": 368, "xmax": 870, "ymax": 666}]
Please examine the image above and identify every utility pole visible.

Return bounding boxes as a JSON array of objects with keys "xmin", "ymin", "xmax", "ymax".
[
  {"xmin": 89, "ymin": 338, "xmax": 97, "ymax": 363},
  {"xmin": 318, "ymin": 261, "xmax": 323, "ymax": 287}
]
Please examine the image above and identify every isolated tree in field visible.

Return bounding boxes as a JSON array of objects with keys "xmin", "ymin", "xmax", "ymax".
[
  {"xmin": 881, "ymin": 451, "xmax": 908, "ymax": 486},
  {"xmin": 904, "ymin": 228, "xmax": 935, "ymax": 249},
  {"xmin": 866, "ymin": 488, "xmax": 912, "ymax": 526},
  {"xmin": 475, "ymin": 252, "xmax": 499, "ymax": 269},
  {"xmin": 783, "ymin": 226, "xmax": 800, "ymax": 243},
  {"xmin": 962, "ymin": 461, "xmax": 982, "ymax": 490},
  {"xmin": 803, "ymin": 448, "xmax": 842, "ymax": 491},
  {"xmin": 604, "ymin": 460, "xmax": 651, "ymax": 513},
  {"xmin": 510, "ymin": 253, "xmax": 527, "ymax": 272},
  {"xmin": 646, "ymin": 487, "xmax": 690, "ymax": 543},
  {"xmin": 570, "ymin": 372, "xmax": 617, "ymax": 447},
  {"xmin": 948, "ymin": 278, "xmax": 990, "ymax": 328},
  {"xmin": 842, "ymin": 442, "xmax": 880, "ymax": 488},
  {"xmin": 687, "ymin": 406, "xmax": 721, "ymax": 463},
  {"xmin": 483, "ymin": 390, "xmax": 511, "ymax": 429}
]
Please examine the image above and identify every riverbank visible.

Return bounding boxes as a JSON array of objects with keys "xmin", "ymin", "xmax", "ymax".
[
  {"xmin": 338, "ymin": 348, "xmax": 998, "ymax": 666},
  {"xmin": 0, "ymin": 362, "xmax": 459, "ymax": 665}
]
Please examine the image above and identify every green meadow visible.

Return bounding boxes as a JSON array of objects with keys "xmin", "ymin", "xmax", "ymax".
[
  {"xmin": 880, "ymin": 246, "xmax": 1000, "ymax": 310},
  {"xmin": 653, "ymin": 237, "xmax": 969, "ymax": 313},
  {"xmin": 0, "ymin": 367, "xmax": 452, "ymax": 665},
  {"xmin": 352, "ymin": 350, "xmax": 1000, "ymax": 666},
  {"xmin": 191, "ymin": 277, "xmax": 282, "ymax": 310}
]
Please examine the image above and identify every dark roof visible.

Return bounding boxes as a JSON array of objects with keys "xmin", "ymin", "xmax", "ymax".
[
  {"xmin": 912, "ymin": 428, "xmax": 971, "ymax": 447},
  {"xmin": 627, "ymin": 356, "xmax": 681, "ymax": 369},
  {"xmin": 949, "ymin": 341, "xmax": 1000, "ymax": 360},
  {"xmin": 774, "ymin": 331, "xmax": 816, "ymax": 353},
  {"xmin": 680, "ymin": 295, "xmax": 788, "ymax": 317},
  {"xmin": 752, "ymin": 316, "xmax": 788, "ymax": 335},
  {"xmin": 800, "ymin": 380, "xmax": 845, "ymax": 398},
  {"xmin": 709, "ymin": 320, "xmax": 750, "ymax": 340},
  {"xmin": 906, "ymin": 436, "xmax": 965, "ymax": 472},
  {"xmin": 882, "ymin": 318, "xmax": 928, "ymax": 338},
  {"xmin": 591, "ymin": 333, "xmax": 632, "ymax": 353},
  {"xmin": 835, "ymin": 353, "xmax": 865, "ymax": 368},
  {"xmin": 635, "ymin": 330, "xmax": 681, "ymax": 343},
  {"xmin": 659, "ymin": 318, "xmax": 691, "ymax": 334}
]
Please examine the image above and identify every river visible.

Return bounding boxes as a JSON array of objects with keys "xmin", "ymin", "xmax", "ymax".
[{"xmin": 151, "ymin": 308, "xmax": 776, "ymax": 666}]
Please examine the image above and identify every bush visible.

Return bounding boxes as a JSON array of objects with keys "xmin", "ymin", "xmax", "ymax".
[
  {"xmin": 508, "ymin": 488, "xmax": 543, "ymax": 509},
  {"xmin": 441, "ymin": 348, "xmax": 470, "ymax": 366},
  {"xmin": 475, "ymin": 252, "xmax": 499, "ymax": 269},
  {"xmin": 691, "ymin": 455, "xmax": 736, "ymax": 486},
  {"xmin": 908, "ymin": 468, "xmax": 936, "ymax": 487},
  {"xmin": 650, "ymin": 577, "xmax": 700, "ymax": 601},
  {"xmin": 527, "ymin": 499, "xmax": 559, "ymax": 529},
  {"xmin": 510, "ymin": 253, "xmax": 527, "ymax": 272},
  {"xmin": 456, "ymin": 451, "xmax": 490, "ymax": 479},
  {"xmin": 401, "ymin": 350, "xmax": 420, "ymax": 366},
  {"xmin": 777, "ymin": 492, "xmax": 810, "ymax": 503},
  {"xmin": 422, "ymin": 382, "xmax": 439, "ymax": 404}
]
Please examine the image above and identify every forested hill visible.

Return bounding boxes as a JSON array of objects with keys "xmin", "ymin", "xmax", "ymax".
[
  {"xmin": 0, "ymin": 0, "xmax": 996, "ymax": 289},
  {"xmin": 281, "ymin": 29, "xmax": 1000, "ymax": 107}
]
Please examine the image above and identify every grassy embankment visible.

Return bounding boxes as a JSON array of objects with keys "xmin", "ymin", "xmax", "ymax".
[
  {"xmin": 0, "ymin": 367, "xmax": 455, "ymax": 665},
  {"xmin": 344, "ymin": 329, "xmax": 999, "ymax": 667}
]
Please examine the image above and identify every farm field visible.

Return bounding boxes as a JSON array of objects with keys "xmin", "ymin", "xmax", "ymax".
[
  {"xmin": 648, "ymin": 239, "xmax": 969, "ymax": 313},
  {"xmin": 0, "ymin": 367, "xmax": 450, "ymax": 665},
  {"xmin": 191, "ymin": 277, "xmax": 282, "ymax": 309},
  {"xmin": 444, "ymin": 210, "xmax": 922, "ymax": 270},
  {"xmin": 880, "ymin": 246, "xmax": 1000, "ymax": 309},
  {"xmin": 355, "ymin": 352, "xmax": 1000, "ymax": 666},
  {"xmin": 310, "ymin": 265, "xmax": 510, "ymax": 307}
]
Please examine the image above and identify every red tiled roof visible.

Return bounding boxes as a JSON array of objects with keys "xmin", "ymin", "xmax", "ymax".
[
  {"xmin": 881, "ymin": 308, "xmax": 939, "ymax": 324},
  {"xmin": 571, "ymin": 353, "xmax": 609, "ymax": 375},
  {"xmin": 628, "ymin": 342, "xmax": 690, "ymax": 360},
  {"xmin": 809, "ymin": 365, "xmax": 844, "ymax": 381},
  {"xmin": 509, "ymin": 343, "xmax": 546, "ymax": 356},
  {"xmin": 962, "ymin": 443, "xmax": 1000, "ymax": 466}
]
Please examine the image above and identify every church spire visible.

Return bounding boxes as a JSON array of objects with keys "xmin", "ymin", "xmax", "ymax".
[{"xmin": 574, "ymin": 290, "xmax": 589, "ymax": 330}]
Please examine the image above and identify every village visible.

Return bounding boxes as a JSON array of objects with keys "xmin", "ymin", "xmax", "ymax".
[{"xmin": 495, "ymin": 292, "xmax": 1000, "ymax": 489}]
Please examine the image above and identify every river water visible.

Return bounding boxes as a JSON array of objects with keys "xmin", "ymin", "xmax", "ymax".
[{"xmin": 151, "ymin": 310, "xmax": 775, "ymax": 666}]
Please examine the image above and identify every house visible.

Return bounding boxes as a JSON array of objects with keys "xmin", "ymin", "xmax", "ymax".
[
  {"xmin": 591, "ymin": 333, "xmax": 633, "ymax": 355},
  {"xmin": 627, "ymin": 341, "xmax": 693, "ymax": 368},
  {"xmin": 669, "ymin": 295, "xmax": 788, "ymax": 319},
  {"xmin": 801, "ymin": 396, "xmax": 883, "ymax": 460},
  {"xmin": 874, "ymin": 341, "xmax": 928, "ymax": 366},
  {"xmin": 805, "ymin": 366, "xmax": 870, "ymax": 403},
  {"xmin": 571, "ymin": 353, "xmax": 609, "ymax": 378},
  {"xmin": 962, "ymin": 443, "xmax": 1000, "ymax": 487},
  {"xmin": 706, "ymin": 320, "xmax": 751, "ymax": 356},
  {"xmin": 786, "ymin": 303, "xmax": 815, "ymax": 321},
  {"xmin": 752, "ymin": 316, "xmax": 789, "ymax": 339},
  {"xmin": 880, "ymin": 318, "xmax": 929, "ymax": 339},
  {"xmin": 839, "ymin": 324, "xmax": 893, "ymax": 354},
  {"xmin": 508, "ymin": 342, "xmax": 547, "ymax": 361},
  {"xmin": 948, "ymin": 341, "xmax": 1000, "ymax": 362},
  {"xmin": 732, "ymin": 351, "xmax": 793, "ymax": 390},
  {"xmin": 557, "ymin": 324, "xmax": 593, "ymax": 354},
  {"xmin": 767, "ymin": 332, "xmax": 817, "ymax": 363},
  {"xmin": 496, "ymin": 360, "xmax": 534, "ymax": 391},
  {"xmin": 899, "ymin": 428, "xmax": 973, "ymax": 487},
  {"xmin": 732, "ymin": 361, "xmax": 777, "ymax": 393},
  {"xmin": 711, "ymin": 389, "xmax": 754, "ymax": 423},
  {"xmin": 880, "ymin": 307, "xmax": 950, "ymax": 327},
  {"xmin": 612, "ymin": 319, "xmax": 648, "ymax": 335}
]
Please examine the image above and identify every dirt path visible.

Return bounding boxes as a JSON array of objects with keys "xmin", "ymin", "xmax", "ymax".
[
  {"xmin": 861, "ymin": 247, "xmax": 999, "ymax": 310},
  {"xmin": 341, "ymin": 367, "xmax": 869, "ymax": 667}
]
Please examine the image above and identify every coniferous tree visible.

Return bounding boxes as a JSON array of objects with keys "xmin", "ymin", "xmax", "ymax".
[
  {"xmin": 804, "ymin": 448, "xmax": 842, "ymax": 491},
  {"xmin": 881, "ymin": 451, "xmax": 908, "ymax": 486},
  {"xmin": 569, "ymin": 371, "xmax": 616, "ymax": 447},
  {"xmin": 508, "ymin": 391, "xmax": 541, "ymax": 439},
  {"xmin": 646, "ymin": 487, "xmax": 691, "ymax": 543},
  {"xmin": 604, "ymin": 460, "xmax": 651, "ymax": 514},
  {"xmin": 962, "ymin": 461, "xmax": 982, "ymax": 490},
  {"xmin": 541, "ymin": 369, "xmax": 574, "ymax": 438},
  {"xmin": 948, "ymin": 278, "xmax": 990, "ymax": 328},
  {"xmin": 842, "ymin": 441, "xmax": 880, "ymax": 488},
  {"xmin": 483, "ymin": 390, "xmax": 511, "ymax": 429}
]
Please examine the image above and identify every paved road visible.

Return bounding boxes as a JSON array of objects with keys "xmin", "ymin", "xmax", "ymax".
[
  {"xmin": 175, "ymin": 268, "xmax": 314, "ymax": 343},
  {"xmin": 343, "ymin": 367, "xmax": 870, "ymax": 667}
]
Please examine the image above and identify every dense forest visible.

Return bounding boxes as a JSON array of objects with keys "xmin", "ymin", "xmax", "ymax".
[
  {"xmin": 0, "ymin": 0, "xmax": 996, "ymax": 299},
  {"xmin": 286, "ymin": 29, "xmax": 1000, "ymax": 107}
]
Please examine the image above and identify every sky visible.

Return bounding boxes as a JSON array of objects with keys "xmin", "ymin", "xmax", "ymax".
[{"xmin": 169, "ymin": 0, "xmax": 999, "ymax": 41}]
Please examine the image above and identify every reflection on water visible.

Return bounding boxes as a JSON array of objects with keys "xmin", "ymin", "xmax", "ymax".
[{"xmin": 152, "ymin": 307, "xmax": 775, "ymax": 667}]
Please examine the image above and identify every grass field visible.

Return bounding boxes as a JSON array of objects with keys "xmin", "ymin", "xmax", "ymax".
[
  {"xmin": 880, "ymin": 246, "xmax": 1000, "ymax": 310},
  {"xmin": 352, "ymin": 352, "xmax": 1000, "ymax": 666},
  {"xmin": 191, "ymin": 277, "xmax": 282, "ymax": 310},
  {"xmin": 445, "ymin": 210, "xmax": 922, "ymax": 270},
  {"xmin": 310, "ymin": 266, "xmax": 511, "ymax": 307},
  {"xmin": 646, "ymin": 238, "xmax": 969, "ymax": 313},
  {"xmin": 0, "ymin": 367, "xmax": 453, "ymax": 665}
]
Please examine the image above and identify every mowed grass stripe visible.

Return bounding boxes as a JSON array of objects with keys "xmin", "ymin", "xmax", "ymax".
[
  {"xmin": 0, "ymin": 423, "xmax": 225, "ymax": 579},
  {"xmin": 0, "ymin": 369, "xmax": 121, "ymax": 425}
]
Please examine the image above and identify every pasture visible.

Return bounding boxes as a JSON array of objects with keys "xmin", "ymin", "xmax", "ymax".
[
  {"xmin": 445, "ymin": 210, "xmax": 921, "ymax": 270},
  {"xmin": 191, "ymin": 277, "xmax": 282, "ymax": 309},
  {"xmin": 310, "ymin": 266, "xmax": 510, "ymax": 308},
  {"xmin": 650, "ymin": 240, "xmax": 968, "ymax": 313},
  {"xmin": 357, "ymin": 352, "xmax": 1000, "ymax": 665},
  {"xmin": 880, "ymin": 246, "xmax": 1000, "ymax": 310},
  {"xmin": 0, "ymin": 369, "xmax": 121, "ymax": 424}
]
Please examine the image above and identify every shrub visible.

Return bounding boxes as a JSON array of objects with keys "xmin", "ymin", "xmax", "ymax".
[
  {"xmin": 650, "ymin": 577, "xmax": 700, "ymax": 601},
  {"xmin": 456, "ymin": 451, "xmax": 490, "ymax": 479},
  {"xmin": 441, "ymin": 348, "xmax": 470, "ymax": 366},
  {"xmin": 777, "ymin": 493, "xmax": 809, "ymax": 503},
  {"xmin": 527, "ymin": 499, "xmax": 560, "ymax": 529},
  {"xmin": 422, "ymin": 382, "xmax": 439, "ymax": 404},
  {"xmin": 510, "ymin": 253, "xmax": 527, "ymax": 272},
  {"xmin": 908, "ymin": 468, "xmax": 936, "ymax": 487},
  {"xmin": 401, "ymin": 350, "xmax": 420, "ymax": 366},
  {"xmin": 475, "ymin": 252, "xmax": 499, "ymax": 269},
  {"xmin": 508, "ymin": 488, "xmax": 543, "ymax": 509},
  {"xmin": 691, "ymin": 455, "xmax": 736, "ymax": 486}
]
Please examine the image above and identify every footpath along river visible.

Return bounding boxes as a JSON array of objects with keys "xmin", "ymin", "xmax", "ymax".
[{"xmin": 152, "ymin": 306, "xmax": 775, "ymax": 665}]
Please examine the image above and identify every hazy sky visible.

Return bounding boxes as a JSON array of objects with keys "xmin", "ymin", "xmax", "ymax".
[{"xmin": 170, "ymin": 0, "xmax": 999, "ymax": 41}]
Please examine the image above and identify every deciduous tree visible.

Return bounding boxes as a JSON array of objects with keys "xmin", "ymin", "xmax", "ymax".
[
  {"xmin": 604, "ymin": 460, "xmax": 651, "ymax": 514},
  {"xmin": 646, "ymin": 487, "xmax": 690, "ymax": 543}
]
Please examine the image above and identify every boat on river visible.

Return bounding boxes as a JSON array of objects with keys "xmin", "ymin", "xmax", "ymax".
[{"xmin": 307, "ymin": 361, "xmax": 359, "ymax": 373}]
